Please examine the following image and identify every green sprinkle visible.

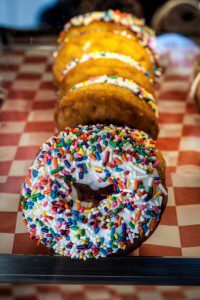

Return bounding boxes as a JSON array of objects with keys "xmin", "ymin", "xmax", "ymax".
[
  {"xmin": 88, "ymin": 253, "xmax": 94, "ymax": 259},
  {"xmin": 50, "ymin": 166, "xmax": 63, "ymax": 175},
  {"xmin": 80, "ymin": 229, "xmax": 85, "ymax": 236},
  {"xmin": 109, "ymin": 141, "xmax": 117, "ymax": 148},
  {"xmin": 129, "ymin": 222, "xmax": 135, "ymax": 229},
  {"xmin": 50, "ymin": 241, "xmax": 56, "ymax": 247},
  {"xmin": 38, "ymin": 220, "xmax": 43, "ymax": 227},
  {"xmin": 57, "ymin": 141, "xmax": 65, "ymax": 147},
  {"xmin": 70, "ymin": 226, "xmax": 79, "ymax": 230}
]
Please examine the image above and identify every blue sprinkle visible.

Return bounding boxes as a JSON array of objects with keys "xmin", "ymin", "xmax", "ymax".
[
  {"xmin": 41, "ymin": 228, "xmax": 49, "ymax": 233},
  {"xmin": 88, "ymin": 242, "xmax": 93, "ymax": 249},
  {"xmin": 64, "ymin": 159, "xmax": 71, "ymax": 168},
  {"xmin": 94, "ymin": 228, "xmax": 99, "ymax": 234}
]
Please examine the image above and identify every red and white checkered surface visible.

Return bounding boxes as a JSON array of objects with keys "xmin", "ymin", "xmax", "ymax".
[
  {"xmin": 0, "ymin": 46, "xmax": 199, "ymax": 257},
  {"xmin": 0, "ymin": 284, "xmax": 200, "ymax": 300}
]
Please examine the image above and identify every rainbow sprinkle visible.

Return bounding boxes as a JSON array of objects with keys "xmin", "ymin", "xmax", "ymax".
[{"xmin": 21, "ymin": 125, "xmax": 167, "ymax": 260}]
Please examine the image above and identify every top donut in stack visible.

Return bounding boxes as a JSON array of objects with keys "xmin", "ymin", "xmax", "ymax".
[{"xmin": 53, "ymin": 10, "xmax": 162, "ymax": 139}]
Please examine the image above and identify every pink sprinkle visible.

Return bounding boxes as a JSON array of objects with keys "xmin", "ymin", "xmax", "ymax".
[
  {"xmin": 65, "ymin": 190, "xmax": 69, "ymax": 195},
  {"xmin": 117, "ymin": 199, "xmax": 121, "ymax": 204},
  {"xmin": 57, "ymin": 222, "xmax": 62, "ymax": 228},
  {"xmin": 62, "ymin": 170, "xmax": 70, "ymax": 175},
  {"xmin": 29, "ymin": 228, "xmax": 35, "ymax": 232},
  {"xmin": 153, "ymin": 161, "xmax": 160, "ymax": 167},
  {"xmin": 98, "ymin": 178, "xmax": 103, "ymax": 183},
  {"xmin": 111, "ymin": 202, "xmax": 117, "ymax": 207},
  {"xmin": 43, "ymin": 201, "xmax": 48, "ymax": 207},
  {"xmin": 127, "ymin": 157, "xmax": 132, "ymax": 162},
  {"xmin": 74, "ymin": 140, "xmax": 78, "ymax": 148},
  {"xmin": 97, "ymin": 137, "xmax": 101, "ymax": 142},
  {"xmin": 154, "ymin": 179, "xmax": 162, "ymax": 184}
]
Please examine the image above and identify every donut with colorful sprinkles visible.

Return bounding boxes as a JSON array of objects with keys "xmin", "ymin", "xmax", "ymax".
[{"xmin": 21, "ymin": 124, "xmax": 167, "ymax": 259}]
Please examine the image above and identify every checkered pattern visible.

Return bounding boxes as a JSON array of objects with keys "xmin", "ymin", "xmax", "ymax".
[
  {"xmin": 0, "ymin": 284, "xmax": 200, "ymax": 300},
  {"xmin": 0, "ymin": 47, "xmax": 199, "ymax": 256}
]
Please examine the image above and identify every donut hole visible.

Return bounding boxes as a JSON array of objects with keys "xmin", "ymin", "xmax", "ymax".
[{"xmin": 74, "ymin": 182, "xmax": 114, "ymax": 207}]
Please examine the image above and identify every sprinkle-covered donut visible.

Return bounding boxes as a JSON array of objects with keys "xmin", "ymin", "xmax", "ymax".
[{"xmin": 21, "ymin": 125, "xmax": 167, "ymax": 259}]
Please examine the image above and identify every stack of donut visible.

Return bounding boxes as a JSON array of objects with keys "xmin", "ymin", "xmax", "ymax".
[{"xmin": 21, "ymin": 10, "xmax": 167, "ymax": 260}]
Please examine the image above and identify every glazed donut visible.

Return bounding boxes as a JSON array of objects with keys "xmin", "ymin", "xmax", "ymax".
[
  {"xmin": 56, "ymin": 10, "xmax": 161, "ymax": 79},
  {"xmin": 21, "ymin": 125, "xmax": 167, "ymax": 259},
  {"xmin": 53, "ymin": 30, "xmax": 155, "ymax": 86},
  {"xmin": 54, "ymin": 75, "xmax": 159, "ymax": 139},
  {"xmin": 58, "ymin": 51, "xmax": 154, "ymax": 96}
]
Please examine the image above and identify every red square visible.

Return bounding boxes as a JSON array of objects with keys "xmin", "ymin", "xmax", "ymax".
[
  {"xmin": 182, "ymin": 125, "xmax": 200, "ymax": 136},
  {"xmin": 0, "ymin": 161, "xmax": 12, "ymax": 175},
  {"xmin": 24, "ymin": 122, "xmax": 55, "ymax": 132},
  {"xmin": 15, "ymin": 146, "xmax": 39, "ymax": 160},
  {"xmin": 174, "ymin": 187, "xmax": 200, "ymax": 205},
  {"xmin": 157, "ymin": 138, "xmax": 180, "ymax": 151},
  {"xmin": 178, "ymin": 151, "xmax": 200, "ymax": 166},
  {"xmin": 0, "ymin": 111, "xmax": 28, "ymax": 121},
  {"xmin": 0, "ymin": 212, "xmax": 17, "ymax": 233},
  {"xmin": 139, "ymin": 244, "xmax": 182, "ymax": 256},
  {"xmin": 159, "ymin": 113, "xmax": 184, "ymax": 124},
  {"xmin": 32, "ymin": 100, "xmax": 55, "ymax": 110},
  {"xmin": 160, "ymin": 206, "xmax": 178, "ymax": 226},
  {"xmin": 0, "ymin": 176, "xmax": 24, "ymax": 194},
  {"xmin": 179, "ymin": 225, "xmax": 200, "ymax": 247},
  {"xmin": 0, "ymin": 134, "xmax": 21, "ymax": 146},
  {"xmin": 13, "ymin": 233, "xmax": 50, "ymax": 254}
]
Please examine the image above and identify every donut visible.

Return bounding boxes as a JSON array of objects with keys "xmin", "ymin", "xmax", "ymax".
[
  {"xmin": 21, "ymin": 124, "xmax": 167, "ymax": 259},
  {"xmin": 53, "ymin": 30, "xmax": 155, "ymax": 86},
  {"xmin": 58, "ymin": 51, "xmax": 154, "ymax": 96},
  {"xmin": 54, "ymin": 75, "xmax": 159, "ymax": 139},
  {"xmin": 56, "ymin": 10, "xmax": 161, "ymax": 79}
]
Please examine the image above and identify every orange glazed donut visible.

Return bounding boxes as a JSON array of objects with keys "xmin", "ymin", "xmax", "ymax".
[
  {"xmin": 53, "ymin": 30, "xmax": 155, "ymax": 86},
  {"xmin": 58, "ymin": 51, "xmax": 154, "ymax": 96}
]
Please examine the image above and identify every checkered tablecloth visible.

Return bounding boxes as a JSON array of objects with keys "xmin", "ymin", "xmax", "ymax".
[
  {"xmin": 0, "ymin": 283, "xmax": 200, "ymax": 300},
  {"xmin": 0, "ymin": 46, "xmax": 199, "ymax": 257}
]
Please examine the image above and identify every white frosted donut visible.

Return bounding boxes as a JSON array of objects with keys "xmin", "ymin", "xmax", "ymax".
[{"xmin": 21, "ymin": 124, "xmax": 167, "ymax": 259}]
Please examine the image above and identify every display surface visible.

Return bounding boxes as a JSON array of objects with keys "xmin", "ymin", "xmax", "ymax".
[{"xmin": 0, "ymin": 46, "xmax": 199, "ymax": 257}]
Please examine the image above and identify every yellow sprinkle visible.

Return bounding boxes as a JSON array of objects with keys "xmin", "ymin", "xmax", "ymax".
[
  {"xmin": 127, "ymin": 180, "xmax": 130, "ymax": 188},
  {"xmin": 79, "ymin": 149, "xmax": 85, "ymax": 156},
  {"xmin": 84, "ymin": 209, "xmax": 91, "ymax": 214},
  {"xmin": 153, "ymin": 190, "xmax": 162, "ymax": 198},
  {"xmin": 75, "ymin": 199, "xmax": 81, "ymax": 203},
  {"xmin": 97, "ymin": 238, "xmax": 101, "ymax": 242},
  {"xmin": 86, "ymin": 163, "xmax": 91, "ymax": 169},
  {"xmin": 119, "ymin": 196, "xmax": 123, "ymax": 202},
  {"xmin": 31, "ymin": 188, "xmax": 37, "ymax": 196},
  {"xmin": 68, "ymin": 195, "xmax": 72, "ymax": 199},
  {"xmin": 101, "ymin": 216, "xmax": 106, "ymax": 221},
  {"xmin": 114, "ymin": 234, "xmax": 118, "ymax": 239},
  {"xmin": 92, "ymin": 166, "xmax": 102, "ymax": 172}
]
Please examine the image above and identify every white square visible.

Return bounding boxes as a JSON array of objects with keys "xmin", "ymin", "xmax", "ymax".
[
  {"xmin": 28, "ymin": 109, "xmax": 54, "ymax": 122},
  {"xmin": 9, "ymin": 160, "xmax": 32, "ymax": 176},
  {"xmin": 19, "ymin": 132, "xmax": 51, "ymax": 146},
  {"xmin": 0, "ymin": 233, "xmax": 14, "ymax": 253},
  {"xmin": 15, "ymin": 212, "xmax": 27, "ymax": 234},
  {"xmin": 0, "ymin": 146, "xmax": 17, "ymax": 161},
  {"xmin": 0, "ymin": 121, "xmax": 26, "ymax": 134},
  {"xmin": 0, "ymin": 193, "xmax": 19, "ymax": 211}
]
